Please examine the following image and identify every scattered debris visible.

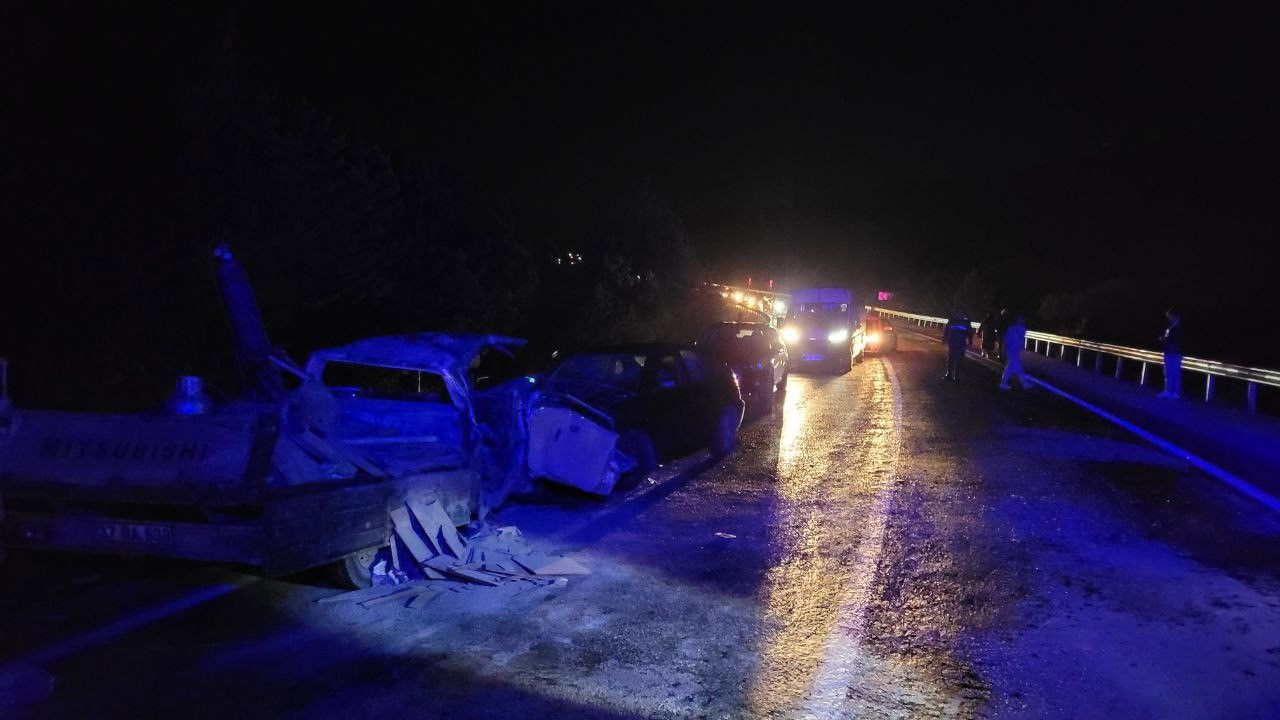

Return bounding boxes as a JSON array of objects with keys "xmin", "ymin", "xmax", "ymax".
[{"xmin": 317, "ymin": 506, "xmax": 592, "ymax": 608}]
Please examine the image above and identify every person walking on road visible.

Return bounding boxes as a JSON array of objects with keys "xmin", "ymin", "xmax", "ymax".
[
  {"xmin": 998, "ymin": 313, "xmax": 1031, "ymax": 390},
  {"xmin": 1157, "ymin": 308, "xmax": 1184, "ymax": 399},
  {"xmin": 978, "ymin": 309, "xmax": 999, "ymax": 359},
  {"xmin": 943, "ymin": 308, "xmax": 974, "ymax": 381}
]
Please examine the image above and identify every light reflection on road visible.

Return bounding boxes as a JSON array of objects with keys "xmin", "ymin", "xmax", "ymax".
[{"xmin": 747, "ymin": 361, "xmax": 941, "ymax": 717}]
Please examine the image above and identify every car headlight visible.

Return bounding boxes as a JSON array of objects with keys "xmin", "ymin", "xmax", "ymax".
[
  {"xmin": 868, "ymin": 332, "xmax": 881, "ymax": 344},
  {"xmin": 827, "ymin": 328, "xmax": 849, "ymax": 344},
  {"xmin": 781, "ymin": 326, "xmax": 801, "ymax": 344}
]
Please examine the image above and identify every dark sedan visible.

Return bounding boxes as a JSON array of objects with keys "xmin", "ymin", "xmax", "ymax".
[
  {"xmin": 696, "ymin": 322, "xmax": 788, "ymax": 410},
  {"xmin": 538, "ymin": 344, "xmax": 745, "ymax": 476}
]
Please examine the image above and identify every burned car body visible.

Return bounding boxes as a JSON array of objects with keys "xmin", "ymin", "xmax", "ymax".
[{"xmin": 527, "ymin": 344, "xmax": 744, "ymax": 496}]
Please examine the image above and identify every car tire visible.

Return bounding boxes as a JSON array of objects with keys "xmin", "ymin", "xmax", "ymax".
[
  {"xmin": 839, "ymin": 354, "xmax": 853, "ymax": 374},
  {"xmin": 330, "ymin": 544, "xmax": 381, "ymax": 589},
  {"xmin": 711, "ymin": 405, "xmax": 741, "ymax": 457},
  {"xmin": 617, "ymin": 430, "xmax": 658, "ymax": 488},
  {"xmin": 776, "ymin": 371, "xmax": 788, "ymax": 391}
]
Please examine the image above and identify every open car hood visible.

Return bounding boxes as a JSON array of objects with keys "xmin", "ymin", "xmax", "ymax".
[{"xmin": 304, "ymin": 333, "xmax": 526, "ymax": 421}]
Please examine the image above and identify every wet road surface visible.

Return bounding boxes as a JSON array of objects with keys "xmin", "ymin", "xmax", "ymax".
[{"xmin": 3, "ymin": 333, "xmax": 1278, "ymax": 718}]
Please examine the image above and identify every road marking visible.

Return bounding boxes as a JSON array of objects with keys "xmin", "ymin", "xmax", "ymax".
[
  {"xmin": 903, "ymin": 327, "xmax": 1280, "ymax": 513},
  {"xmin": 802, "ymin": 359, "xmax": 903, "ymax": 717}
]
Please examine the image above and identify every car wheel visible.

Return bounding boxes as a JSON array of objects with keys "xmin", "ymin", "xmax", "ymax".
[
  {"xmin": 839, "ymin": 354, "xmax": 853, "ymax": 374},
  {"xmin": 330, "ymin": 544, "xmax": 381, "ymax": 589},
  {"xmin": 776, "ymin": 370, "xmax": 788, "ymax": 391},
  {"xmin": 617, "ymin": 430, "xmax": 658, "ymax": 488},
  {"xmin": 711, "ymin": 405, "xmax": 741, "ymax": 457}
]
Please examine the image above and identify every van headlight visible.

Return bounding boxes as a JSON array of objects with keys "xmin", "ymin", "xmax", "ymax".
[
  {"xmin": 827, "ymin": 328, "xmax": 849, "ymax": 344},
  {"xmin": 781, "ymin": 326, "xmax": 801, "ymax": 344}
]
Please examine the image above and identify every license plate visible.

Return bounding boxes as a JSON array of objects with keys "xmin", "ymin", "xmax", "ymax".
[
  {"xmin": 802, "ymin": 353, "xmax": 825, "ymax": 361},
  {"xmin": 95, "ymin": 522, "xmax": 174, "ymax": 546}
]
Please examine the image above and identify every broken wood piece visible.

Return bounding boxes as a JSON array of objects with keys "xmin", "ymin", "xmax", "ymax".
[
  {"xmin": 407, "ymin": 499, "xmax": 467, "ymax": 559},
  {"xmin": 445, "ymin": 567, "xmax": 500, "ymax": 586},
  {"xmin": 420, "ymin": 565, "xmax": 448, "ymax": 580},
  {"xmin": 513, "ymin": 554, "xmax": 591, "ymax": 576},
  {"xmin": 359, "ymin": 584, "xmax": 433, "ymax": 608},
  {"xmin": 390, "ymin": 505, "xmax": 438, "ymax": 562},
  {"xmin": 407, "ymin": 590, "xmax": 440, "ymax": 609}
]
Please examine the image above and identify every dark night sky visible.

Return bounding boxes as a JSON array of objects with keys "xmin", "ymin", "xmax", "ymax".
[{"xmin": 4, "ymin": 2, "xmax": 1278, "ymax": 358}]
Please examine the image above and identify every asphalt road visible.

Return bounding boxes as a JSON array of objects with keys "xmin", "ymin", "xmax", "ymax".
[{"xmin": 2, "ymin": 333, "xmax": 1278, "ymax": 719}]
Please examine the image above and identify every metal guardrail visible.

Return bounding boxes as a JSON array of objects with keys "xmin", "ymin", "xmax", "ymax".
[{"xmin": 869, "ymin": 307, "xmax": 1280, "ymax": 412}]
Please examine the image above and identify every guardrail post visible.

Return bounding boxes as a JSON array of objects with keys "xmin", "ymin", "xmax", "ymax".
[
  {"xmin": 1204, "ymin": 374, "xmax": 1216, "ymax": 403},
  {"xmin": 1114, "ymin": 357, "xmax": 1124, "ymax": 379},
  {"xmin": 1139, "ymin": 362, "xmax": 1148, "ymax": 386},
  {"xmin": 1094, "ymin": 352, "xmax": 1103, "ymax": 372},
  {"xmin": 1076, "ymin": 348, "xmax": 1084, "ymax": 367},
  {"xmin": 1059, "ymin": 344, "xmax": 1067, "ymax": 360},
  {"xmin": 1247, "ymin": 382, "xmax": 1258, "ymax": 412}
]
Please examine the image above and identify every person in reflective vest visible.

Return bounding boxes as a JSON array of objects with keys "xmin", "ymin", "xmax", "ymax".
[
  {"xmin": 999, "ymin": 314, "xmax": 1031, "ymax": 390},
  {"xmin": 942, "ymin": 309, "xmax": 974, "ymax": 381}
]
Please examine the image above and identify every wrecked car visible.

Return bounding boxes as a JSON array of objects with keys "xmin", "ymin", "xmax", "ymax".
[
  {"xmin": 696, "ymin": 322, "xmax": 789, "ymax": 410},
  {"xmin": 0, "ymin": 246, "xmax": 530, "ymax": 588},
  {"xmin": 527, "ymin": 344, "xmax": 744, "ymax": 496}
]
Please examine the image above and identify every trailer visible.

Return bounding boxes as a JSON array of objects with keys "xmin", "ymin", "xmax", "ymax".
[{"xmin": 0, "ymin": 247, "xmax": 529, "ymax": 587}]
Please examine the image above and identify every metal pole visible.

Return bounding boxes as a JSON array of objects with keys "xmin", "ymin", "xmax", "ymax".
[
  {"xmin": 1139, "ymin": 363, "xmax": 1148, "ymax": 386},
  {"xmin": 1114, "ymin": 357, "xmax": 1124, "ymax": 379},
  {"xmin": 1204, "ymin": 374, "xmax": 1216, "ymax": 403},
  {"xmin": 1059, "ymin": 344, "xmax": 1067, "ymax": 359},
  {"xmin": 1247, "ymin": 382, "xmax": 1258, "ymax": 413},
  {"xmin": 1076, "ymin": 348, "xmax": 1084, "ymax": 367}
]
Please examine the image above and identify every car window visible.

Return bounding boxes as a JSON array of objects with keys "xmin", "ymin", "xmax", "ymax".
[
  {"xmin": 469, "ymin": 346, "xmax": 523, "ymax": 390},
  {"xmin": 550, "ymin": 353, "xmax": 647, "ymax": 392},
  {"xmin": 679, "ymin": 350, "xmax": 708, "ymax": 384},
  {"xmin": 654, "ymin": 354, "xmax": 683, "ymax": 389},
  {"xmin": 320, "ymin": 361, "xmax": 449, "ymax": 402}
]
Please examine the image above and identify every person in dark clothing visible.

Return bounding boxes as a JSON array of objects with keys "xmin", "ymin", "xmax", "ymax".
[
  {"xmin": 978, "ymin": 309, "xmax": 998, "ymax": 358},
  {"xmin": 1157, "ymin": 308, "xmax": 1184, "ymax": 399},
  {"xmin": 993, "ymin": 308, "xmax": 1011, "ymax": 360},
  {"xmin": 942, "ymin": 308, "xmax": 974, "ymax": 381}
]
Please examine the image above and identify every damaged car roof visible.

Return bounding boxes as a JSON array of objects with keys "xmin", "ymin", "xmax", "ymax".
[{"xmin": 306, "ymin": 333, "xmax": 526, "ymax": 375}]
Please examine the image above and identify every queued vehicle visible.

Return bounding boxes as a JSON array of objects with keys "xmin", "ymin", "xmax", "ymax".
[
  {"xmin": 696, "ymin": 322, "xmax": 788, "ymax": 409},
  {"xmin": 863, "ymin": 315, "xmax": 898, "ymax": 353},
  {"xmin": 527, "ymin": 344, "xmax": 745, "ymax": 495},
  {"xmin": 779, "ymin": 287, "xmax": 866, "ymax": 373}
]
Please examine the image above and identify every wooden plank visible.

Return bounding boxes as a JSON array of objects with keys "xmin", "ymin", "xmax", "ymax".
[
  {"xmin": 513, "ymin": 554, "xmax": 591, "ymax": 576},
  {"xmin": 407, "ymin": 590, "xmax": 440, "ymax": 608},
  {"xmin": 359, "ymin": 585, "xmax": 433, "ymax": 608},
  {"xmin": 389, "ymin": 505, "xmax": 437, "ymax": 562},
  {"xmin": 407, "ymin": 498, "xmax": 467, "ymax": 559}
]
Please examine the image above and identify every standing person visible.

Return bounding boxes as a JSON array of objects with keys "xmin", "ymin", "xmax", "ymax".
[
  {"xmin": 942, "ymin": 308, "xmax": 973, "ymax": 381},
  {"xmin": 999, "ymin": 313, "xmax": 1031, "ymax": 390},
  {"xmin": 994, "ymin": 308, "xmax": 1011, "ymax": 361},
  {"xmin": 978, "ymin": 309, "xmax": 998, "ymax": 358},
  {"xmin": 1157, "ymin": 308, "xmax": 1183, "ymax": 399}
]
